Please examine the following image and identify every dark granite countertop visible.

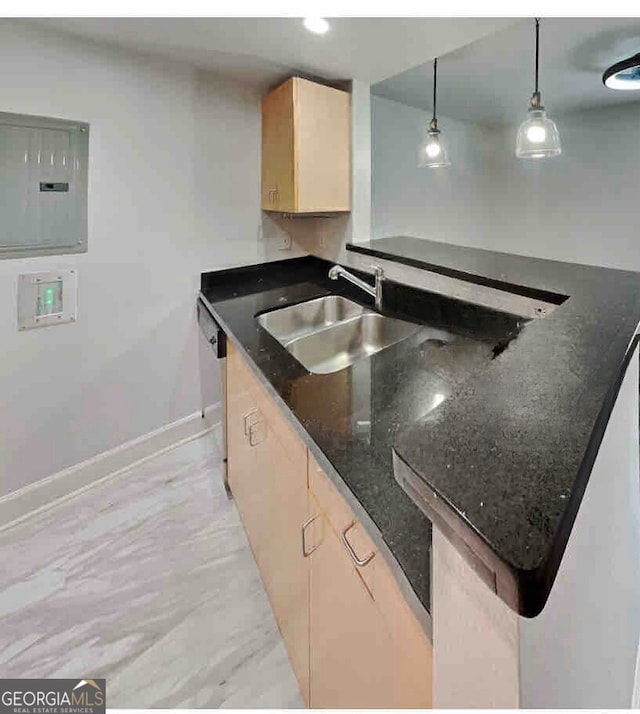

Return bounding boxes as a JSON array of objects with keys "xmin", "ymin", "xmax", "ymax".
[
  {"xmin": 200, "ymin": 255, "xmax": 523, "ymax": 622},
  {"xmin": 349, "ymin": 236, "xmax": 640, "ymax": 616}
]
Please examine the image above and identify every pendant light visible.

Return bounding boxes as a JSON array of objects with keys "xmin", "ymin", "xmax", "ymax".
[
  {"xmin": 515, "ymin": 18, "xmax": 561, "ymax": 159},
  {"xmin": 419, "ymin": 58, "xmax": 451, "ymax": 168}
]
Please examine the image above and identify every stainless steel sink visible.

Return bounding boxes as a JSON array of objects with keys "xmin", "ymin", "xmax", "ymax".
[
  {"xmin": 257, "ymin": 295, "xmax": 364, "ymax": 343},
  {"xmin": 257, "ymin": 295, "xmax": 426, "ymax": 374},
  {"xmin": 285, "ymin": 312, "xmax": 422, "ymax": 374}
]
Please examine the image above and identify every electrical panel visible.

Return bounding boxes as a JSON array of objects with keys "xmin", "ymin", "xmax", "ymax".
[{"xmin": 0, "ymin": 112, "xmax": 89, "ymax": 259}]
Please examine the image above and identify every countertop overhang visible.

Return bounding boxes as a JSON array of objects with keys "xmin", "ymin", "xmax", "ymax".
[{"xmin": 348, "ymin": 236, "xmax": 640, "ymax": 616}]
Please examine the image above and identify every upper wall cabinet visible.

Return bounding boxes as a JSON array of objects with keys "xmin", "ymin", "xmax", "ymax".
[{"xmin": 261, "ymin": 77, "xmax": 351, "ymax": 213}]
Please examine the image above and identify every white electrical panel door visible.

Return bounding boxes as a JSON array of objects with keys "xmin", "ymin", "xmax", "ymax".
[{"xmin": 0, "ymin": 112, "xmax": 89, "ymax": 259}]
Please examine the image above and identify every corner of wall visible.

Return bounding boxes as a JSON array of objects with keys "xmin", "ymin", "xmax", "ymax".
[{"xmin": 350, "ymin": 80, "xmax": 372, "ymax": 246}]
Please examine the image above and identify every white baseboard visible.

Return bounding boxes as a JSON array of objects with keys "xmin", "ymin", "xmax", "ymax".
[
  {"xmin": 632, "ymin": 638, "xmax": 640, "ymax": 708},
  {"xmin": 0, "ymin": 402, "xmax": 222, "ymax": 533}
]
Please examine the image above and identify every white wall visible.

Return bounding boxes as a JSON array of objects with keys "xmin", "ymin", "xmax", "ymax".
[
  {"xmin": 0, "ymin": 21, "xmax": 266, "ymax": 497},
  {"xmin": 489, "ymin": 103, "xmax": 640, "ymax": 269},
  {"xmin": 372, "ymin": 95, "xmax": 498, "ymax": 251},
  {"xmin": 372, "ymin": 94, "xmax": 640, "ymax": 270},
  {"xmin": 520, "ymin": 349, "xmax": 640, "ymax": 707}
]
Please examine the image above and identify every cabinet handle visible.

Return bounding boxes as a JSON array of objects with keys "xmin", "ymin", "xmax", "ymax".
[
  {"xmin": 302, "ymin": 513, "xmax": 321, "ymax": 557},
  {"xmin": 341, "ymin": 521, "xmax": 376, "ymax": 568},
  {"xmin": 243, "ymin": 408, "xmax": 258, "ymax": 435},
  {"xmin": 248, "ymin": 419, "xmax": 265, "ymax": 446}
]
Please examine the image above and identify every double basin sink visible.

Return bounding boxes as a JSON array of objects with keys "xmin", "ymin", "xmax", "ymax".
[{"xmin": 257, "ymin": 295, "xmax": 424, "ymax": 374}]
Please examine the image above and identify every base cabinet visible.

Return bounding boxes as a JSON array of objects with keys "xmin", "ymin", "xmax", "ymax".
[
  {"xmin": 226, "ymin": 339, "xmax": 432, "ymax": 708},
  {"xmin": 308, "ymin": 455, "xmax": 433, "ymax": 709},
  {"xmin": 227, "ymin": 341, "xmax": 310, "ymax": 702},
  {"xmin": 308, "ymin": 489, "xmax": 396, "ymax": 707}
]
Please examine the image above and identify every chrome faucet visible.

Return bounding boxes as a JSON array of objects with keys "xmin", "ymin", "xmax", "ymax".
[{"xmin": 328, "ymin": 264, "xmax": 385, "ymax": 311}]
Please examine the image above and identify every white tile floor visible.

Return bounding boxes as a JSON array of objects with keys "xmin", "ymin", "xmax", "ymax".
[{"xmin": 0, "ymin": 428, "xmax": 304, "ymax": 708}]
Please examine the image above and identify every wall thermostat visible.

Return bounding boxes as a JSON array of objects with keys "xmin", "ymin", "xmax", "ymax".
[{"xmin": 17, "ymin": 269, "xmax": 77, "ymax": 330}]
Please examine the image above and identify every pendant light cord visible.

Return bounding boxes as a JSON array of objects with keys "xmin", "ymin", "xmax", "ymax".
[
  {"xmin": 429, "ymin": 57, "xmax": 438, "ymax": 130},
  {"xmin": 534, "ymin": 18, "xmax": 540, "ymax": 95},
  {"xmin": 432, "ymin": 57, "xmax": 438, "ymax": 126}
]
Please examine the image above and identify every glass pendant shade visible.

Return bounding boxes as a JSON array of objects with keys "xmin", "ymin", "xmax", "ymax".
[
  {"xmin": 516, "ymin": 107, "xmax": 561, "ymax": 159},
  {"xmin": 418, "ymin": 127, "xmax": 450, "ymax": 168},
  {"xmin": 516, "ymin": 19, "xmax": 561, "ymax": 160}
]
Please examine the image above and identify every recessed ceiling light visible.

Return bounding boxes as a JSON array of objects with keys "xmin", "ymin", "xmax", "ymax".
[
  {"xmin": 603, "ymin": 53, "xmax": 640, "ymax": 90},
  {"xmin": 303, "ymin": 17, "xmax": 330, "ymax": 35}
]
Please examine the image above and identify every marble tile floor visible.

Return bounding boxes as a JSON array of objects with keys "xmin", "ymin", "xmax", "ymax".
[{"xmin": 0, "ymin": 428, "xmax": 304, "ymax": 708}]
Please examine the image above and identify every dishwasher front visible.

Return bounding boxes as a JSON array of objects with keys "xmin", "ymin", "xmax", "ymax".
[{"xmin": 196, "ymin": 296, "xmax": 229, "ymax": 494}]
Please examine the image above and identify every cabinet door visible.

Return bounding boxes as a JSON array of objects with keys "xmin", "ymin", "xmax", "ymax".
[
  {"xmin": 308, "ymin": 490, "xmax": 396, "ymax": 708},
  {"xmin": 261, "ymin": 79, "xmax": 296, "ymax": 211},
  {"xmin": 251, "ymin": 398, "xmax": 309, "ymax": 702},
  {"xmin": 294, "ymin": 78, "xmax": 351, "ymax": 213},
  {"xmin": 308, "ymin": 456, "xmax": 433, "ymax": 708},
  {"xmin": 226, "ymin": 342, "xmax": 260, "ymax": 518},
  {"xmin": 226, "ymin": 341, "xmax": 310, "ymax": 703}
]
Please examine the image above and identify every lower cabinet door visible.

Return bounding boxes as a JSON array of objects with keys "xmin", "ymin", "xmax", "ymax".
[
  {"xmin": 252, "ymin": 423, "xmax": 310, "ymax": 704},
  {"xmin": 228, "ymin": 341, "xmax": 431, "ymax": 708},
  {"xmin": 226, "ymin": 344, "xmax": 260, "ymax": 524},
  {"xmin": 309, "ymin": 500, "xmax": 396, "ymax": 709},
  {"xmin": 308, "ymin": 458, "xmax": 433, "ymax": 708},
  {"xmin": 226, "ymin": 340, "xmax": 310, "ymax": 704}
]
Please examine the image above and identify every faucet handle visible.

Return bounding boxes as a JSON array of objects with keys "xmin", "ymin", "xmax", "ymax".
[{"xmin": 371, "ymin": 264, "xmax": 384, "ymax": 278}]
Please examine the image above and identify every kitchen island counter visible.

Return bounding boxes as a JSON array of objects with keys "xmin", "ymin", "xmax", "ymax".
[{"xmin": 348, "ymin": 236, "xmax": 640, "ymax": 616}]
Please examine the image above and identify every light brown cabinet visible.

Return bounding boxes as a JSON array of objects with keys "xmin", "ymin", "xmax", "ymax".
[
  {"xmin": 226, "ymin": 339, "xmax": 432, "ymax": 708},
  {"xmin": 227, "ymin": 341, "xmax": 310, "ymax": 703},
  {"xmin": 261, "ymin": 76, "xmax": 351, "ymax": 213},
  {"xmin": 308, "ymin": 455, "xmax": 433, "ymax": 709},
  {"xmin": 308, "ymin": 485, "xmax": 396, "ymax": 707}
]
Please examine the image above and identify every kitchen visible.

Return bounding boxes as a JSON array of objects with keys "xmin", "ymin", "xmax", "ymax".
[{"xmin": 1, "ymin": 8, "xmax": 640, "ymax": 710}]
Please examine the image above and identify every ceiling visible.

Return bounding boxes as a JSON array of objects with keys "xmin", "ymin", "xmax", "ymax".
[
  {"xmin": 29, "ymin": 17, "xmax": 516, "ymax": 91},
  {"xmin": 373, "ymin": 18, "xmax": 640, "ymax": 127}
]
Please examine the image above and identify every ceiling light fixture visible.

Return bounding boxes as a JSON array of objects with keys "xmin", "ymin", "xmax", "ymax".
[
  {"xmin": 603, "ymin": 52, "xmax": 640, "ymax": 90},
  {"xmin": 516, "ymin": 18, "xmax": 561, "ymax": 160},
  {"xmin": 303, "ymin": 17, "xmax": 330, "ymax": 35},
  {"xmin": 418, "ymin": 58, "xmax": 451, "ymax": 168}
]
